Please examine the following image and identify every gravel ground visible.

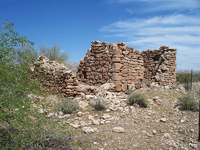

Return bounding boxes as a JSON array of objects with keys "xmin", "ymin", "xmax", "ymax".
[{"xmin": 65, "ymin": 87, "xmax": 200, "ymax": 150}]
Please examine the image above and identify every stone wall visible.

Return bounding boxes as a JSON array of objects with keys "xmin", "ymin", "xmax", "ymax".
[
  {"xmin": 31, "ymin": 55, "xmax": 101, "ymax": 98},
  {"xmin": 31, "ymin": 55, "xmax": 80, "ymax": 98},
  {"xmin": 31, "ymin": 41, "xmax": 177, "ymax": 97},
  {"xmin": 77, "ymin": 41, "xmax": 177, "ymax": 91},
  {"xmin": 141, "ymin": 46, "xmax": 177, "ymax": 87},
  {"xmin": 76, "ymin": 41, "xmax": 144, "ymax": 92}
]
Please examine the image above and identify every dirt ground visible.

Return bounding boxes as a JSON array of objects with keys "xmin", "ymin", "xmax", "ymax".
[
  {"xmin": 34, "ymin": 85, "xmax": 200, "ymax": 150},
  {"xmin": 57, "ymin": 87, "xmax": 200, "ymax": 150}
]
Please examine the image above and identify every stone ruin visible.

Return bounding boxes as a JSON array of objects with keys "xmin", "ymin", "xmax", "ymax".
[
  {"xmin": 141, "ymin": 46, "xmax": 177, "ymax": 87},
  {"xmin": 31, "ymin": 55, "xmax": 80, "ymax": 98},
  {"xmin": 31, "ymin": 55, "xmax": 100, "ymax": 98},
  {"xmin": 31, "ymin": 41, "xmax": 177, "ymax": 97},
  {"xmin": 77, "ymin": 41, "xmax": 144, "ymax": 91},
  {"xmin": 77, "ymin": 41, "xmax": 177, "ymax": 91}
]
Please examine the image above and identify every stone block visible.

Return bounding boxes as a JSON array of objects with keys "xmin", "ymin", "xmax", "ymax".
[
  {"xmin": 115, "ymin": 84, "xmax": 122, "ymax": 92},
  {"xmin": 65, "ymin": 79, "xmax": 73, "ymax": 83},
  {"xmin": 112, "ymin": 58, "xmax": 121, "ymax": 63},
  {"xmin": 122, "ymin": 82, "xmax": 128, "ymax": 91},
  {"xmin": 114, "ymin": 63, "xmax": 123, "ymax": 71},
  {"xmin": 114, "ymin": 74, "xmax": 123, "ymax": 81},
  {"xmin": 122, "ymin": 50, "xmax": 129, "ymax": 55}
]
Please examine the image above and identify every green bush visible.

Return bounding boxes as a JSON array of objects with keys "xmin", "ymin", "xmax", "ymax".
[
  {"xmin": 39, "ymin": 44, "xmax": 70, "ymax": 63},
  {"xmin": 179, "ymin": 95, "xmax": 199, "ymax": 112},
  {"xmin": 125, "ymin": 88, "xmax": 132, "ymax": 95},
  {"xmin": 0, "ymin": 20, "xmax": 45, "ymax": 149},
  {"xmin": 0, "ymin": 20, "xmax": 73, "ymax": 149},
  {"xmin": 142, "ymin": 79, "xmax": 151, "ymax": 87},
  {"xmin": 127, "ymin": 93, "xmax": 148, "ymax": 108},
  {"xmin": 60, "ymin": 99, "xmax": 78, "ymax": 114},
  {"xmin": 93, "ymin": 98, "xmax": 107, "ymax": 111}
]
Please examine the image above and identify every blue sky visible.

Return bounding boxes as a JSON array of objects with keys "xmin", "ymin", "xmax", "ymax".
[{"xmin": 0, "ymin": 0, "xmax": 200, "ymax": 70}]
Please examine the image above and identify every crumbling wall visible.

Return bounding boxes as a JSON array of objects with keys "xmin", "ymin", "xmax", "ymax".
[
  {"xmin": 141, "ymin": 46, "xmax": 177, "ymax": 87},
  {"xmin": 77, "ymin": 41, "xmax": 177, "ymax": 91},
  {"xmin": 31, "ymin": 41, "xmax": 177, "ymax": 97},
  {"xmin": 76, "ymin": 41, "xmax": 144, "ymax": 92},
  {"xmin": 31, "ymin": 55, "xmax": 100, "ymax": 98},
  {"xmin": 31, "ymin": 55, "xmax": 80, "ymax": 98}
]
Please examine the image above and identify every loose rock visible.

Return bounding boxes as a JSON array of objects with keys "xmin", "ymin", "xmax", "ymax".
[
  {"xmin": 160, "ymin": 118, "xmax": 167, "ymax": 122},
  {"xmin": 112, "ymin": 127, "xmax": 125, "ymax": 133},
  {"xmin": 82, "ymin": 127, "xmax": 95, "ymax": 133},
  {"xmin": 164, "ymin": 133, "xmax": 171, "ymax": 139}
]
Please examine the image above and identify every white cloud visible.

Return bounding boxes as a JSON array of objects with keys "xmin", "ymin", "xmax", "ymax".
[
  {"xmin": 100, "ymin": 14, "xmax": 200, "ymax": 70},
  {"xmin": 100, "ymin": 14, "xmax": 200, "ymax": 32},
  {"xmin": 126, "ymin": 8, "xmax": 133, "ymax": 14},
  {"xmin": 175, "ymin": 46, "xmax": 200, "ymax": 70},
  {"xmin": 107, "ymin": 0, "xmax": 200, "ymax": 13},
  {"xmin": 108, "ymin": 0, "xmax": 151, "ymax": 3}
]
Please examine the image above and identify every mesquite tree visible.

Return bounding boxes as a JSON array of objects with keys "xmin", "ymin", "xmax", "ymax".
[{"xmin": 0, "ymin": 20, "xmax": 45, "ymax": 149}]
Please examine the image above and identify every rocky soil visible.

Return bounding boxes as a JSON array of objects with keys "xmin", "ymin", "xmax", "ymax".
[{"xmin": 30, "ymin": 84, "xmax": 200, "ymax": 150}]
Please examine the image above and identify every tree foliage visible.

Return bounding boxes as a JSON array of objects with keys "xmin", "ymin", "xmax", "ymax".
[
  {"xmin": 0, "ymin": 20, "xmax": 47, "ymax": 149},
  {"xmin": 177, "ymin": 73, "xmax": 200, "ymax": 84},
  {"xmin": 0, "ymin": 21, "xmax": 35, "ymax": 64},
  {"xmin": 39, "ymin": 44, "xmax": 70, "ymax": 63},
  {"xmin": 15, "ymin": 42, "xmax": 38, "ymax": 65},
  {"xmin": 0, "ymin": 20, "xmax": 74, "ymax": 149}
]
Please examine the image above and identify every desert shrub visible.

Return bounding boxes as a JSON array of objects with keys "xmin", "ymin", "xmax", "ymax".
[
  {"xmin": 39, "ymin": 44, "xmax": 70, "ymax": 63},
  {"xmin": 179, "ymin": 95, "xmax": 199, "ymax": 112},
  {"xmin": 142, "ymin": 79, "xmax": 151, "ymax": 87},
  {"xmin": 36, "ymin": 135, "xmax": 73, "ymax": 149},
  {"xmin": 60, "ymin": 99, "xmax": 78, "ymax": 114},
  {"xmin": 125, "ymin": 88, "xmax": 132, "ymax": 95},
  {"xmin": 93, "ymin": 98, "xmax": 107, "ymax": 111},
  {"xmin": 127, "ymin": 93, "xmax": 148, "ymax": 108}
]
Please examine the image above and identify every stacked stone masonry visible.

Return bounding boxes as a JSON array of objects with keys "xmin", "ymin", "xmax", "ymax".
[
  {"xmin": 77, "ymin": 41, "xmax": 144, "ymax": 92},
  {"xmin": 32, "ymin": 41, "xmax": 177, "ymax": 97},
  {"xmin": 77, "ymin": 41, "xmax": 177, "ymax": 91},
  {"xmin": 31, "ymin": 55, "xmax": 80, "ymax": 98},
  {"xmin": 141, "ymin": 46, "xmax": 177, "ymax": 88},
  {"xmin": 31, "ymin": 55, "xmax": 99, "ymax": 98}
]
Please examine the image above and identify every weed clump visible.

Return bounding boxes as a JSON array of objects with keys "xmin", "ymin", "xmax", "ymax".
[
  {"xmin": 127, "ymin": 93, "xmax": 148, "ymax": 108},
  {"xmin": 142, "ymin": 79, "xmax": 151, "ymax": 87},
  {"xmin": 60, "ymin": 99, "xmax": 78, "ymax": 114},
  {"xmin": 179, "ymin": 95, "xmax": 199, "ymax": 112},
  {"xmin": 125, "ymin": 88, "xmax": 133, "ymax": 95},
  {"xmin": 93, "ymin": 98, "xmax": 107, "ymax": 111}
]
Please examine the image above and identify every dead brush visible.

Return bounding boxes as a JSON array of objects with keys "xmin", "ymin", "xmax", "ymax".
[
  {"xmin": 127, "ymin": 93, "xmax": 149, "ymax": 108},
  {"xmin": 93, "ymin": 98, "xmax": 107, "ymax": 111},
  {"xmin": 178, "ymin": 95, "xmax": 199, "ymax": 112},
  {"xmin": 59, "ymin": 98, "xmax": 78, "ymax": 114}
]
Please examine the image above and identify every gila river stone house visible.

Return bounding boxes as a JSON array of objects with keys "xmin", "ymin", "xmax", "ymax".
[
  {"xmin": 31, "ymin": 41, "xmax": 177, "ymax": 97},
  {"xmin": 77, "ymin": 41, "xmax": 177, "ymax": 90}
]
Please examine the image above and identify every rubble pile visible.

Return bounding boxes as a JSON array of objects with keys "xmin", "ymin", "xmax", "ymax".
[
  {"xmin": 77, "ymin": 41, "xmax": 144, "ymax": 92},
  {"xmin": 141, "ymin": 46, "xmax": 177, "ymax": 87}
]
